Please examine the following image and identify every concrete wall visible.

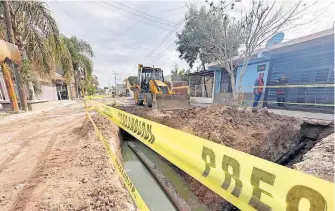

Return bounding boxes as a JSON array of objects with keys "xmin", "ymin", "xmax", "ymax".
[
  {"xmin": 213, "ymin": 93, "xmax": 234, "ymax": 105},
  {"xmin": 39, "ymin": 82, "xmax": 57, "ymax": 101},
  {"xmin": 266, "ymin": 34, "xmax": 334, "ymax": 113},
  {"xmin": 190, "ymin": 97, "xmax": 213, "ymax": 104},
  {"xmin": 165, "ymin": 75, "xmax": 183, "ymax": 83},
  {"xmin": 0, "ymin": 71, "xmax": 9, "ymax": 102}
]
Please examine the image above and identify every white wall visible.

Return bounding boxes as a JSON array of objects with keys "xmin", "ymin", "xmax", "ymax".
[
  {"xmin": 0, "ymin": 72, "xmax": 9, "ymax": 102},
  {"xmin": 190, "ymin": 97, "xmax": 213, "ymax": 104},
  {"xmin": 40, "ymin": 83, "xmax": 57, "ymax": 101}
]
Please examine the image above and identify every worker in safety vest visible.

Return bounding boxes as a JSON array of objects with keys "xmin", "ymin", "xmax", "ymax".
[{"xmin": 253, "ymin": 73, "xmax": 264, "ymax": 107}]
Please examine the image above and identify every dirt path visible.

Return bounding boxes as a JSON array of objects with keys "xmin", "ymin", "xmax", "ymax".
[{"xmin": 0, "ymin": 102, "xmax": 132, "ymax": 211}]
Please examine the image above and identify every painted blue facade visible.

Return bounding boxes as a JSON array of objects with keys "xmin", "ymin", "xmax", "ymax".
[
  {"xmin": 236, "ymin": 60, "xmax": 270, "ymax": 93},
  {"xmin": 209, "ymin": 31, "xmax": 334, "ymax": 112},
  {"xmin": 265, "ymin": 34, "xmax": 334, "ymax": 113}
]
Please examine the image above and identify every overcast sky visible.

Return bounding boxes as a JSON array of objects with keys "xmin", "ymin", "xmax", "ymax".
[{"xmin": 47, "ymin": 0, "xmax": 335, "ymax": 88}]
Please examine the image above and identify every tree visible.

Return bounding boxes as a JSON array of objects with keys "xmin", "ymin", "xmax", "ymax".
[
  {"xmin": 170, "ymin": 63, "xmax": 190, "ymax": 82},
  {"xmin": 170, "ymin": 63, "xmax": 189, "ymax": 76},
  {"xmin": 176, "ymin": 17, "xmax": 214, "ymax": 70},
  {"xmin": 2, "ymin": 1, "xmax": 73, "ymax": 109},
  {"xmin": 62, "ymin": 36, "xmax": 94, "ymax": 98},
  {"xmin": 179, "ymin": 1, "xmax": 312, "ymax": 103},
  {"xmin": 127, "ymin": 76, "xmax": 138, "ymax": 85}
]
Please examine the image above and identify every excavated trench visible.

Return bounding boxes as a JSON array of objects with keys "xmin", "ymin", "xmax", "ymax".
[
  {"xmin": 89, "ymin": 101, "xmax": 334, "ymax": 210},
  {"xmin": 114, "ymin": 105, "xmax": 334, "ymax": 210},
  {"xmin": 120, "ymin": 130, "xmax": 208, "ymax": 211}
]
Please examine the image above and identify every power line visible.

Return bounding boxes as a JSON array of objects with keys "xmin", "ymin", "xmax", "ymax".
[
  {"xmin": 111, "ymin": 1, "xmax": 176, "ymax": 25},
  {"xmin": 159, "ymin": 5, "xmax": 188, "ymax": 13},
  {"xmin": 108, "ymin": 21, "xmax": 140, "ymax": 43},
  {"xmin": 144, "ymin": 20, "xmax": 183, "ymax": 61},
  {"xmin": 147, "ymin": 0, "xmax": 202, "ymax": 63},
  {"xmin": 151, "ymin": 41, "xmax": 176, "ymax": 63},
  {"xmin": 93, "ymin": 1, "xmax": 170, "ymax": 31},
  {"xmin": 61, "ymin": 1, "xmax": 120, "ymax": 36},
  {"xmin": 100, "ymin": 1, "xmax": 177, "ymax": 28},
  {"xmin": 149, "ymin": 23, "xmax": 184, "ymax": 63}
]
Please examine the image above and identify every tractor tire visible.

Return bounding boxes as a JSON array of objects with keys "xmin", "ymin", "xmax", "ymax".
[
  {"xmin": 146, "ymin": 93, "xmax": 152, "ymax": 108},
  {"xmin": 137, "ymin": 99, "xmax": 144, "ymax": 106},
  {"xmin": 135, "ymin": 92, "xmax": 143, "ymax": 106}
]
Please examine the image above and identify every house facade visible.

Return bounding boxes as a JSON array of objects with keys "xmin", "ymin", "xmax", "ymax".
[{"xmin": 208, "ymin": 29, "xmax": 334, "ymax": 113}]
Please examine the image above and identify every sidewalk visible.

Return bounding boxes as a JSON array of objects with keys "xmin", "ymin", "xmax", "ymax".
[{"xmin": 269, "ymin": 109, "xmax": 334, "ymax": 121}]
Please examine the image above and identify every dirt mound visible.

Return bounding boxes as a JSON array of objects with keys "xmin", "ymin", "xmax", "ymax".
[
  {"xmin": 120, "ymin": 105, "xmax": 305, "ymax": 210},
  {"xmin": 119, "ymin": 104, "xmax": 334, "ymax": 210},
  {"xmin": 38, "ymin": 115, "xmax": 132, "ymax": 211},
  {"xmin": 123, "ymin": 105, "xmax": 303, "ymax": 161},
  {"xmin": 293, "ymin": 133, "xmax": 334, "ymax": 182}
]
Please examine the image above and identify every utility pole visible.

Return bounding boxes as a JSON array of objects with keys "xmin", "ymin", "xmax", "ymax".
[
  {"xmin": 3, "ymin": 0, "xmax": 27, "ymax": 111},
  {"xmin": 112, "ymin": 70, "xmax": 118, "ymax": 104}
]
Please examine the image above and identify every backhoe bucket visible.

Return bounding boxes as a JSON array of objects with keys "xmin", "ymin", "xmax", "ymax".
[{"xmin": 152, "ymin": 94, "xmax": 189, "ymax": 110}]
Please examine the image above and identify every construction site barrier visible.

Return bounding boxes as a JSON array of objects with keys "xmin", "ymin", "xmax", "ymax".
[
  {"xmin": 84, "ymin": 97, "xmax": 334, "ymax": 211},
  {"xmin": 241, "ymin": 100, "xmax": 335, "ymax": 107},
  {"xmin": 239, "ymin": 83, "xmax": 335, "ymax": 107},
  {"xmin": 84, "ymin": 103, "xmax": 150, "ymax": 211},
  {"xmin": 241, "ymin": 83, "xmax": 335, "ymax": 89}
]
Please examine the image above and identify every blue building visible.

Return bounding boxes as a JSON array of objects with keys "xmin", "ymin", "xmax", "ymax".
[{"xmin": 208, "ymin": 29, "xmax": 334, "ymax": 113}]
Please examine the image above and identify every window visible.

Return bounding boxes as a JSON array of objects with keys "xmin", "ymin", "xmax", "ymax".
[{"xmin": 314, "ymin": 69, "xmax": 329, "ymax": 82}]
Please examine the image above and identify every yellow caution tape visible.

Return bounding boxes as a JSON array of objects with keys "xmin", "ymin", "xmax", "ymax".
[
  {"xmin": 86, "ymin": 98, "xmax": 334, "ymax": 211},
  {"xmin": 84, "ymin": 95, "xmax": 114, "ymax": 100},
  {"xmin": 241, "ymin": 83, "xmax": 335, "ymax": 89},
  {"xmin": 84, "ymin": 104, "xmax": 150, "ymax": 211}
]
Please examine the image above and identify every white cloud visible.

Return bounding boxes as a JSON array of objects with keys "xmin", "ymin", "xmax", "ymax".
[{"xmin": 47, "ymin": 0, "xmax": 335, "ymax": 87}]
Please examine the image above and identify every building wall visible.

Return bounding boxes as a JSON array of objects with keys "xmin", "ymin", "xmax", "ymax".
[
  {"xmin": 213, "ymin": 93, "xmax": 234, "ymax": 105},
  {"xmin": 0, "ymin": 71, "xmax": 9, "ymax": 102},
  {"xmin": 236, "ymin": 61, "xmax": 270, "ymax": 107},
  {"xmin": 165, "ymin": 75, "xmax": 183, "ymax": 83},
  {"xmin": 208, "ymin": 31, "xmax": 334, "ymax": 112},
  {"xmin": 39, "ymin": 81, "xmax": 57, "ymax": 101},
  {"xmin": 265, "ymin": 34, "xmax": 334, "ymax": 113}
]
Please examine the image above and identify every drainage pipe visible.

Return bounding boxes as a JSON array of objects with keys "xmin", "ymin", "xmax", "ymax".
[
  {"xmin": 275, "ymin": 138, "xmax": 308, "ymax": 165},
  {"xmin": 128, "ymin": 142, "xmax": 192, "ymax": 211}
]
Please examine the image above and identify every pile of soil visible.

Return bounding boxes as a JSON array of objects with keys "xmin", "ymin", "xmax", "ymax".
[
  {"xmin": 0, "ymin": 102, "xmax": 134, "ymax": 211},
  {"xmin": 119, "ymin": 105, "xmax": 305, "ymax": 210},
  {"xmin": 39, "ymin": 114, "xmax": 133, "ymax": 211},
  {"xmin": 121, "ymin": 105, "xmax": 303, "ymax": 161},
  {"xmin": 293, "ymin": 133, "xmax": 334, "ymax": 182},
  {"xmin": 117, "ymin": 104, "xmax": 334, "ymax": 210}
]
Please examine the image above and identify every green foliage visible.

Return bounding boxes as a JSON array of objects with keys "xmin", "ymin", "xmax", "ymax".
[
  {"xmin": 176, "ymin": 7, "xmax": 215, "ymax": 69},
  {"xmin": 127, "ymin": 76, "xmax": 138, "ymax": 85},
  {"xmin": 62, "ymin": 36, "xmax": 94, "ymax": 82},
  {"xmin": 177, "ymin": 4, "xmax": 240, "ymax": 70},
  {"xmin": 80, "ymin": 73, "xmax": 96, "ymax": 95},
  {"xmin": 86, "ymin": 83, "xmax": 96, "ymax": 95},
  {"xmin": 170, "ymin": 63, "xmax": 189, "ymax": 76},
  {"xmin": 7, "ymin": 2, "xmax": 93, "ymax": 85},
  {"xmin": 32, "ymin": 79, "xmax": 42, "ymax": 96},
  {"xmin": 21, "ymin": 59, "xmax": 32, "ymax": 83},
  {"xmin": 170, "ymin": 64, "xmax": 190, "ymax": 81},
  {"xmin": 9, "ymin": 1, "xmax": 62, "ymax": 77}
]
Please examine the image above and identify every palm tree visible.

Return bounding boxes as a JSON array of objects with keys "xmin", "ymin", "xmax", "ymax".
[
  {"xmin": 62, "ymin": 36, "xmax": 94, "ymax": 97},
  {"xmin": 2, "ymin": 1, "xmax": 72, "ymax": 110}
]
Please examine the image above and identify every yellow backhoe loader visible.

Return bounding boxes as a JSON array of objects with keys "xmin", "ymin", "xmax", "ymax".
[{"xmin": 132, "ymin": 64, "xmax": 189, "ymax": 110}]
